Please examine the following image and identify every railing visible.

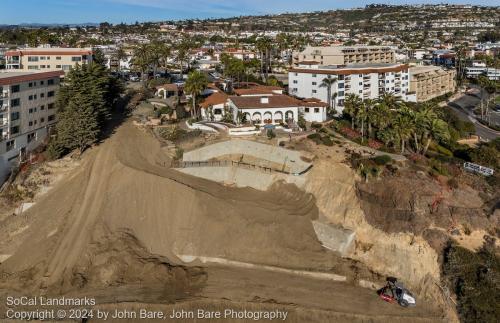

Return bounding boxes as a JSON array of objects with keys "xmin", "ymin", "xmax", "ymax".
[{"xmin": 172, "ymin": 160, "xmax": 289, "ymax": 174}]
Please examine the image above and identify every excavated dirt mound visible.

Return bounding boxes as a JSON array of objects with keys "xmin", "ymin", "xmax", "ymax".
[
  {"xmin": 0, "ymin": 122, "xmax": 446, "ymax": 321},
  {"xmin": 0, "ymin": 122, "xmax": 337, "ymax": 289}
]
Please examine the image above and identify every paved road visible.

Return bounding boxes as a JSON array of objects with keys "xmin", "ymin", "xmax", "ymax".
[{"xmin": 447, "ymin": 93, "xmax": 500, "ymax": 141}]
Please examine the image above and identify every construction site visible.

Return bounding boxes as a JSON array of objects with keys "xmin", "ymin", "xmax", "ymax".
[{"xmin": 0, "ymin": 104, "xmax": 498, "ymax": 322}]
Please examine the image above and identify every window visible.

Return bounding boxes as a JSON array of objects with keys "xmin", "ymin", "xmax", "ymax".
[
  {"xmin": 71, "ymin": 56, "xmax": 82, "ymax": 62},
  {"xmin": 305, "ymin": 108, "xmax": 310, "ymax": 112},
  {"xmin": 312, "ymin": 82, "xmax": 317, "ymax": 85},
  {"xmin": 40, "ymin": 65, "xmax": 46, "ymax": 68},
  {"xmin": 359, "ymin": 82, "xmax": 363, "ymax": 86},
  {"xmin": 312, "ymin": 74, "xmax": 317, "ymax": 77},
  {"xmin": 6, "ymin": 140, "xmax": 14, "ymax": 152},
  {"xmin": 11, "ymin": 112, "xmax": 20, "ymax": 120},
  {"xmin": 27, "ymin": 133, "xmax": 36, "ymax": 143},
  {"xmin": 359, "ymin": 90, "xmax": 363, "ymax": 94},
  {"xmin": 312, "ymin": 90, "xmax": 317, "ymax": 94},
  {"xmin": 40, "ymin": 93, "xmax": 45, "ymax": 98},
  {"xmin": 338, "ymin": 83, "xmax": 344, "ymax": 89},
  {"xmin": 56, "ymin": 65, "xmax": 62, "ymax": 68},
  {"xmin": 40, "ymin": 105, "xmax": 45, "ymax": 110},
  {"xmin": 56, "ymin": 56, "xmax": 62, "ymax": 60},
  {"xmin": 359, "ymin": 74, "xmax": 363, "ymax": 77},
  {"xmin": 40, "ymin": 117, "xmax": 45, "ymax": 123},
  {"xmin": 10, "ymin": 126, "xmax": 19, "ymax": 135},
  {"xmin": 48, "ymin": 103, "xmax": 55, "ymax": 110},
  {"xmin": 10, "ymin": 98, "xmax": 20, "ymax": 107},
  {"xmin": 11, "ymin": 85, "xmax": 20, "ymax": 93},
  {"xmin": 40, "ymin": 56, "xmax": 46, "ymax": 60},
  {"xmin": 48, "ymin": 115, "xmax": 56, "ymax": 122},
  {"xmin": 47, "ymin": 91, "xmax": 55, "ymax": 97},
  {"xmin": 28, "ymin": 56, "xmax": 39, "ymax": 62},
  {"xmin": 29, "ymin": 82, "xmax": 33, "ymax": 88},
  {"xmin": 48, "ymin": 79, "xmax": 55, "ymax": 85},
  {"xmin": 293, "ymin": 80, "xmax": 298, "ymax": 84},
  {"xmin": 28, "ymin": 66, "xmax": 38, "ymax": 70},
  {"xmin": 40, "ymin": 81, "xmax": 44, "ymax": 85},
  {"xmin": 338, "ymin": 91, "xmax": 345, "ymax": 96},
  {"xmin": 294, "ymin": 73, "xmax": 298, "ymax": 76},
  {"xmin": 338, "ymin": 75, "xmax": 345, "ymax": 80},
  {"xmin": 314, "ymin": 108, "xmax": 319, "ymax": 113},
  {"xmin": 29, "ymin": 121, "xmax": 33, "ymax": 127}
]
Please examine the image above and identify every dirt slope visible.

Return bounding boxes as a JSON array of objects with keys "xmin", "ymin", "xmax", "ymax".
[{"xmin": 0, "ymin": 122, "xmax": 445, "ymax": 321}]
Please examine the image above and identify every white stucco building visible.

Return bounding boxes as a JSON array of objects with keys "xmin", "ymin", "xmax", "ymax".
[
  {"xmin": 228, "ymin": 95, "xmax": 299, "ymax": 125},
  {"xmin": 289, "ymin": 62, "xmax": 410, "ymax": 113},
  {"xmin": 1, "ymin": 70, "xmax": 63, "ymax": 183}
]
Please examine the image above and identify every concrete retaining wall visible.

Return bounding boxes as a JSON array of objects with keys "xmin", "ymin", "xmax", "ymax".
[
  {"xmin": 183, "ymin": 139, "xmax": 311, "ymax": 174},
  {"xmin": 178, "ymin": 166, "xmax": 305, "ymax": 190}
]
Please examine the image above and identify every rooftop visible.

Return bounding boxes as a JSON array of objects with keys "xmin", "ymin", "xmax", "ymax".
[
  {"xmin": 0, "ymin": 70, "xmax": 64, "ymax": 85},
  {"xmin": 229, "ymin": 95, "xmax": 300, "ymax": 109}
]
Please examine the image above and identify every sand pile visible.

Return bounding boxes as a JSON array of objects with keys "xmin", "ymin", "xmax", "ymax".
[{"xmin": 0, "ymin": 122, "xmax": 342, "ymax": 299}]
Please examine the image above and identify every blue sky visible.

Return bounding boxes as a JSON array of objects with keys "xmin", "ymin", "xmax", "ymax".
[{"xmin": 0, "ymin": 0, "xmax": 497, "ymax": 24}]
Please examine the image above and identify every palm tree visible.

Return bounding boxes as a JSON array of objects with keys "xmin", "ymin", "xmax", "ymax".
[
  {"xmin": 344, "ymin": 94, "xmax": 362, "ymax": 129},
  {"xmin": 392, "ymin": 107, "xmax": 415, "ymax": 154},
  {"xmin": 176, "ymin": 40, "xmax": 191, "ymax": 80},
  {"xmin": 422, "ymin": 118, "xmax": 450, "ymax": 155},
  {"xmin": 114, "ymin": 47, "xmax": 127, "ymax": 72},
  {"xmin": 131, "ymin": 43, "xmax": 151, "ymax": 86},
  {"xmin": 319, "ymin": 77, "xmax": 338, "ymax": 111},
  {"xmin": 256, "ymin": 36, "xmax": 272, "ymax": 82},
  {"xmin": 331, "ymin": 92, "xmax": 338, "ymax": 115},
  {"xmin": 184, "ymin": 70, "xmax": 208, "ymax": 119}
]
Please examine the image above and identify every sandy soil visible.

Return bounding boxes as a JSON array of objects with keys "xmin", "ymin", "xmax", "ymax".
[{"xmin": 0, "ymin": 121, "xmax": 445, "ymax": 321}]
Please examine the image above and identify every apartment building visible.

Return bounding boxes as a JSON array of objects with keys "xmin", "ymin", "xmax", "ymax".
[
  {"xmin": 5, "ymin": 47, "xmax": 93, "ymax": 72},
  {"xmin": 0, "ymin": 70, "xmax": 63, "ymax": 182},
  {"xmin": 293, "ymin": 46, "xmax": 395, "ymax": 66},
  {"xmin": 289, "ymin": 63, "xmax": 410, "ymax": 113},
  {"xmin": 408, "ymin": 66, "xmax": 456, "ymax": 102}
]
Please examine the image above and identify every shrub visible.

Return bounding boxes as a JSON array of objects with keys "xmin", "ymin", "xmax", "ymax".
[
  {"xmin": 267, "ymin": 129, "xmax": 276, "ymax": 139},
  {"xmin": 367, "ymin": 138, "xmax": 383, "ymax": 150},
  {"xmin": 311, "ymin": 122, "xmax": 322, "ymax": 129},
  {"xmin": 372, "ymin": 155, "xmax": 392, "ymax": 166},
  {"xmin": 434, "ymin": 144, "xmax": 453, "ymax": 157},
  {"xmin": 443, "ymin": 244, "xmax": 499, "ymax": 323},
  {"xmin": 321, "ymin": 136, "xmax": 334, "ymax": 146},
  {"xmin": 307, "ymin": 133, "xmax": 321, "ymax": 140},
  {"xmin": 174, "ymin": 148, "xmax": 184, "ymax": 160}
]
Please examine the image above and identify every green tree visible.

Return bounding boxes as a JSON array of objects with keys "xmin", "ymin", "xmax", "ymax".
[
  {"xmin": 319, "ymin": 77, "xmax": 338, "ymax": 111},
  {"xmin": 184, "ymin": 70, "xmax": 208, "ymax": 118}
]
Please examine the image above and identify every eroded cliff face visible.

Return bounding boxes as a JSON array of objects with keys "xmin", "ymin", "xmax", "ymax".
[{"xmin": 303, "ymin": 158, "xmax": 460, "ymax": 321}]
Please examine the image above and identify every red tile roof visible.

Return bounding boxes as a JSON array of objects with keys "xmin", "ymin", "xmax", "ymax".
[
  {"xmin": 201, "ymin": 92, "xmax": 228, "ymax": 109},
  {"xmin": 234, "ymin": 85, "xmax": 284, "ymax": 96},
  {"xmin": 229, "ymin": 95, "xmax": 300, "ymax": 109},
  {"xmin": 0, "ymin": 70, "xmax": 64, "ymax": 86},
  {"xmin": 289, "ymin": 64, "xmax": 409, "ymax": 76},
  {"xmin": 6, "ymin": 49, "xmax": 92, "ymax": 56}
]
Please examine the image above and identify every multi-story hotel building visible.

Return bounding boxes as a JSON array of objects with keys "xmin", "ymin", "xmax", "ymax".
[
  {"xmin": 408, "ymin": 66, "xmax": 456, "ymax": 102},
  {"xmin": 288, "ymin": 63, "xmax": 410, "ymax": 113},
  {"xmin": 5, "ymin": 47, "xmax": 93, "ymax": 73},
  {"xmin": 293, "ymin": 46, "xmax": 395, "ymax": 67},
  {"xmin": 0, "ymin": 70, "xmax": 63, "ymax": 182}
]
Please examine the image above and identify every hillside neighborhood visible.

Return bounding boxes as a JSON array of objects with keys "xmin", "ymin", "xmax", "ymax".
[{"xmin": 0, "ymin": 3, "xmax": 498, "ymax": 323}]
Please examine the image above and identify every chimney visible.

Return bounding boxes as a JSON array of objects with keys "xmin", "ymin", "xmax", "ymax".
[{"xmin": 260, "ymin": 97, "xmax": 269, "ymax": 104}]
